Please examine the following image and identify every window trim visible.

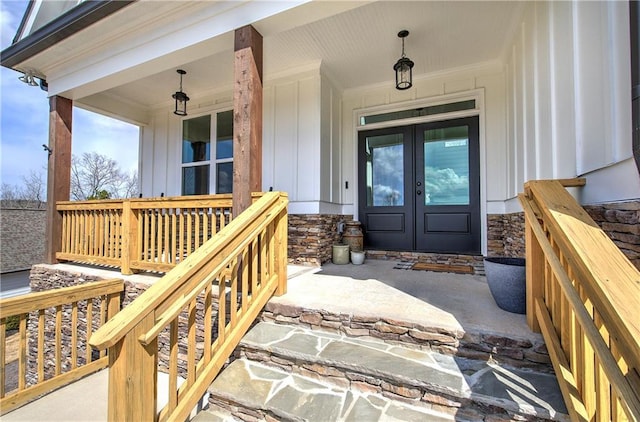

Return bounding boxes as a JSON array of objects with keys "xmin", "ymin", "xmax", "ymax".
[{"xmin": 179, "ymin": 107, "xmax": 233, "ymax": 195}]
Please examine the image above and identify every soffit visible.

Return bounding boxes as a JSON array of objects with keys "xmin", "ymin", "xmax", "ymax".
[{"xmin": 13, "ymin": 1, "xmax": 524, "ymax": 115}]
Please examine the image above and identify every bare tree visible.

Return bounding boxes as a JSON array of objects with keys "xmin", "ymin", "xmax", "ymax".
[
  {"xmin": 21, "ymin": 170, "xmax": 45, "ymax": 204},
  {"xmin": 0, "ymin": 170, "xmax": 46, "ymax": 208},
  {"xmin": 71, "ymin": 152, "xmax": 138, "ymax": 200}
]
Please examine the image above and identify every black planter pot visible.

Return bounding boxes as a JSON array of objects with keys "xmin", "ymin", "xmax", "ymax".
[{"xmin": 483, "ymin": 257, "xmax": 526, "ymax": 314}]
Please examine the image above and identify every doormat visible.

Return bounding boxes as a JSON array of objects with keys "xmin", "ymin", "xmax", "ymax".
[
  {"xmin": 411, "ymin": 262, "xmax": 475, "ymax": 274},
  {"xmin": 392, "ymin": 261, "xmax": 415, "ymax": 270}
]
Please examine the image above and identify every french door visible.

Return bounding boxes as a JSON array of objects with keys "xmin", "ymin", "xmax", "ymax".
[{"xmin": 358, "ymin": 116, "xmax": 480, "ymax": 254}]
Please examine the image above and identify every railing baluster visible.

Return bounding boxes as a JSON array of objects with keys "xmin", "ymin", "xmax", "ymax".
[
  {"xmin": 18, "ymin": 314, "xmax": 26, "ymax": 390},
  {"xmin": 136, "ymin": 207, "xmax": 143, "ymax": 263},
  {"xmin": 251, "ymin": 239, "xmax": 258, "ymax": 296},
  {"xmin": 187, "ymin": 299, "xmax": 197, "ymax": 386},
  {"xmin": 203, "ymin": 208, "xmax": 210, "ymax": 243},
  {"xmin": 169, "ymin": 319, "xmax": 178, "ymax": 412},
  {"xmin": 38, "ymin": 310, "xmax": 44, "ymax": 382},
  {"xmin": 170, "ymin": 210, "xmax": 177, "ymax": 265},
  {"xmin": 218, "ymin": 271, "xmax": 226, "ymax": 344},
  {"xmin": 194, "ymin": 208, "xmax": 201, "ymax": 250},
  {"xmin": 143, "ymin": 209, "xmax": 150, "ymax": 262},
  {"xmin": 163, "ymin": 210, "xmax": 170, "ymax": 264},
  {"xmin": 99, "ymin": 298, "xmax": 107, "ymax": 359},
  {"xmin": 151, "ymin": 209, "xmax": 158, "ymax": 263},
  {"xmin": 60, "ymin": 211, "xmax": 67, "ymax": 253},
  {"xmin": 203, "ymin": 283, "xmax": 212, "ymax": 366},
  {"xmin": 0, "ymin": 318, "xmax": 6, "ymax": 398},
  {"xmin": 71, "ymin": 302, "xmax": 78, "ymax": 369},
  {"xmin": 86, "ymin": 300, "xmax": 93, "ymax": 364},
  {"xmin": 116, "ymin": 211, "xmax": 122, "ymax": 260},
  {"xmin": 230, "ymin": 261, "xmax": 238, "ymax": 328},
  {"xmin": 186, "ymin": 209, "xmax": 193, "ymax": 256},
  {"xmin": 179, "ymin": 210, "xmax": 185, "ymax": 264},
  {"xmin": 55, "ymin": 305, "xmax": 62, "ymax": 376},
  {"xmin": 241, "ymin": 249, "xmax": 249, "ymax": 312}
]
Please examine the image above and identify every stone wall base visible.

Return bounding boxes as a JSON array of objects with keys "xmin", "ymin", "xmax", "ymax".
[
  {"xmin": 260, "ymin": 302, "xmax": 552, "ymax": 373},
  {"xmin": 584, "ymin": 200, "xmax": 640, "ymax": 270},
  {"xmin": 288, "ymin": 214, "xmax": 348, "ymax": 266},
  {"xmin": 487, "ymin": 213, "xmax": 525, "ymax": 258},
  {"xmin": 484, "ymin": 201, "xmax": 640, "ymax": 270}
]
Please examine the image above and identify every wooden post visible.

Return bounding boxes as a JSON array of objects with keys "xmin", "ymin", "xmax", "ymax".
[
  {"xmin": 525, "ymin": 216, "xmax": 544, "ymax": 333},
  {"xmin": 45, "ymin": 96, "xmax": 73, "ymax": 264},
  {"xmin": 274, "ymin": 203, "xmax": 288, "ymax": 296},
  {"xmin": 121, "ymin": 200, "xmax": 137, "ymax": 275},
  {"xmin": 107, "ymin": 314, "xmax": 157, "ymax": 422},
  {"xmin": 233, "ymin": 25, "xmax": 263, "ymax": 217}
]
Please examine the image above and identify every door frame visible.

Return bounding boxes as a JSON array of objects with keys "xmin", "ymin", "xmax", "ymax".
[{"xmin": 353, "ymin": 89, "xmax": 487, "ymax": 255}]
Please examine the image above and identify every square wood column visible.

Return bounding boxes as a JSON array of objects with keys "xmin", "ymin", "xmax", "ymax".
[
  {"xmin": 233, "ymin": 25, "xmax": 263, "ymax": 216},
  {"xmin": 45, "ymin": 95, "xmax": 72, "ymax": 263}
]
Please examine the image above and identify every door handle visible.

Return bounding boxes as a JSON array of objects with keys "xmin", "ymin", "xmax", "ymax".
[{"xmin": 416, "ymin": 190, "xmax": 422, "ymax": 195}]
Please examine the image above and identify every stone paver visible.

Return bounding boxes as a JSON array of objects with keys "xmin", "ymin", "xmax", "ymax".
[
  {"xmin": 209, "ymin": 359, "xmax": 458, "ymax": 422},
  {"xmin": 225, "ymin": 321, "xmax": 569, "ymax": 421}
]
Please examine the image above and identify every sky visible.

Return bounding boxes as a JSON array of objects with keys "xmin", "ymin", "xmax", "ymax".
[{"xmin": 0, "ymin": 0, "xmax": 139, "ymax": 189}]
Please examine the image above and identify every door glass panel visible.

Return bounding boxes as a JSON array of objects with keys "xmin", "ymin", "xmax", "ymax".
[
  {"xmin": 365, "ymin": 134, "xmax": 404, "ymax": 206},
  {"xmin": 182, "ymin": 116, "xmax": 211, "ymax": 163},
  {"xmin": 423, "ymin": 126, "xmax": 469, "ymax": 205}
]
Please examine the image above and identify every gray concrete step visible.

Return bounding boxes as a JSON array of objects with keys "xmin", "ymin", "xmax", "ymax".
[{"xmin": 204, "ymin": 322, "xmax": 568, "ymax": 422}]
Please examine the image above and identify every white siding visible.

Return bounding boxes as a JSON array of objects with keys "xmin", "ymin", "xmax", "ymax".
[
  {"xmin": 504, "ymin": 1, "xmax": 638, "ymax": 204},
  {"xmin": 139, "ymin": 1, "xmax": 638, "ymax": 215},
  {"xmin": 140, "ymin": 69, "xmax": 327, "ymax": 212}
]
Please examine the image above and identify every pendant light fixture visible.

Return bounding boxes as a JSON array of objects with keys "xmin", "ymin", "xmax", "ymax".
[
  {"xmin": 393, "ymin": 30, "xmax": 414, "ymax": 90},
  {"xmin": 172, "ymin": 69, "xmax": 189, "ymax": 116}
]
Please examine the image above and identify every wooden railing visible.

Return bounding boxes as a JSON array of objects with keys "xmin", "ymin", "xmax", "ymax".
[
  {"xmin": 519, "ymin": 179, "xmax": 640, "ymax": 421},
  {"xmin": 57, "ymin": 194, "xmax": 237, "ymax": 274},
  {"xmin": 89, "ymin": 191, "xmax": 288, "ymax": 421},
  {"xmin": 0, "ymin": 279, "xmax": 124, "ymax": 415}
]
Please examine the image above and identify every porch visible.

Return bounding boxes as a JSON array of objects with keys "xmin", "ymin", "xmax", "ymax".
[
  {"xmin": 1, "ymin": 181, "xmax": 639, "ymax": 421},
  {"xmin": 3, "ymin": 260, "xmax": 564, "ymax": 421}
]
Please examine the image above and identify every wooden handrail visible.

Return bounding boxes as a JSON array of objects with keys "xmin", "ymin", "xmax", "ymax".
[
  {"xmin": 519, "ymin": 179, "xmax": 640, "ymax": 421},
  {"xmin": 89, "ymin": 191, "xmax": 288, "ymax": 421},
  {"xmin": 0, "ymin": 279, "xmax": 124, "ymax": 415}
]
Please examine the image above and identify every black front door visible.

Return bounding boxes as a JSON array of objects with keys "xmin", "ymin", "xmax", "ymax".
[{"xmin": 358, "ymin": 116, "xmax": 480, "ymax": 254}]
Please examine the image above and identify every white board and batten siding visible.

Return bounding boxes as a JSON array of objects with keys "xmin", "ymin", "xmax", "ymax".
[{"xmin": 139, "ymin": 1, "xmax": 638, "ymax": 222}]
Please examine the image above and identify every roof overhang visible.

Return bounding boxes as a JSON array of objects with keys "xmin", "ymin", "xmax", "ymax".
[{"xmin": 1, "ymin": 1, "xmax": 135, "ymax": 70}]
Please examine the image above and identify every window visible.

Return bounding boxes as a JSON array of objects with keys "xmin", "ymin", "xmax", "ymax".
[
  {"xmin": 181, "ymin": 110, "xmax": 233, "ymax": 195},
  {"xmin": 360, "ymin": 100, "xmax": 476, "ymax": 126}
]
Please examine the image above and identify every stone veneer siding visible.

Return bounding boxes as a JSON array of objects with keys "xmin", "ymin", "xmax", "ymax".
[
  {"xmin": 260, "ymin": 302, "xmax": 552, "ymax": 373},
  {"xmin": 0, "ymin": 208, "xmax": 46, "ymax": 273},
  {"xmin": 487, "ymin": 213, "xmax": 525, "ymax": 258},
  {"xmin": 485, "ymin": 201, "xmax": 640, "ymax": 270},
  {"xmin": 288, "ymin": 214, "xmax": 349, "ymax": 266},
  {"xmin": 584, "ymin": 200, "xmax": 640, "ymax": 270}
]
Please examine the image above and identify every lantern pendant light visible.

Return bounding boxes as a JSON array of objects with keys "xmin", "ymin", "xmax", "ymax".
[
  {"xmin": 172, "ymin": 69, "xmax": 190, "ymax": 116},
  {"xmin": 394, "ymin": 30, "xmax": 414, "ymax": 90}
]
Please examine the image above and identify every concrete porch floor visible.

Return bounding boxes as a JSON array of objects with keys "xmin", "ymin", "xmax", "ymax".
[
  {"xmin": 4, "ymin": 259, "xmax": 545, "ymax": 421},
  {"xmin": 283, "ymin": 259, "xmax": 536, "ymax": 341}
]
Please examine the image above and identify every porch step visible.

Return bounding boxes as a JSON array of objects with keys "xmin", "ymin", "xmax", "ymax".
[{"xmin": 201, "ymin": 322, "xmax": 569, "ymax": 422}]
